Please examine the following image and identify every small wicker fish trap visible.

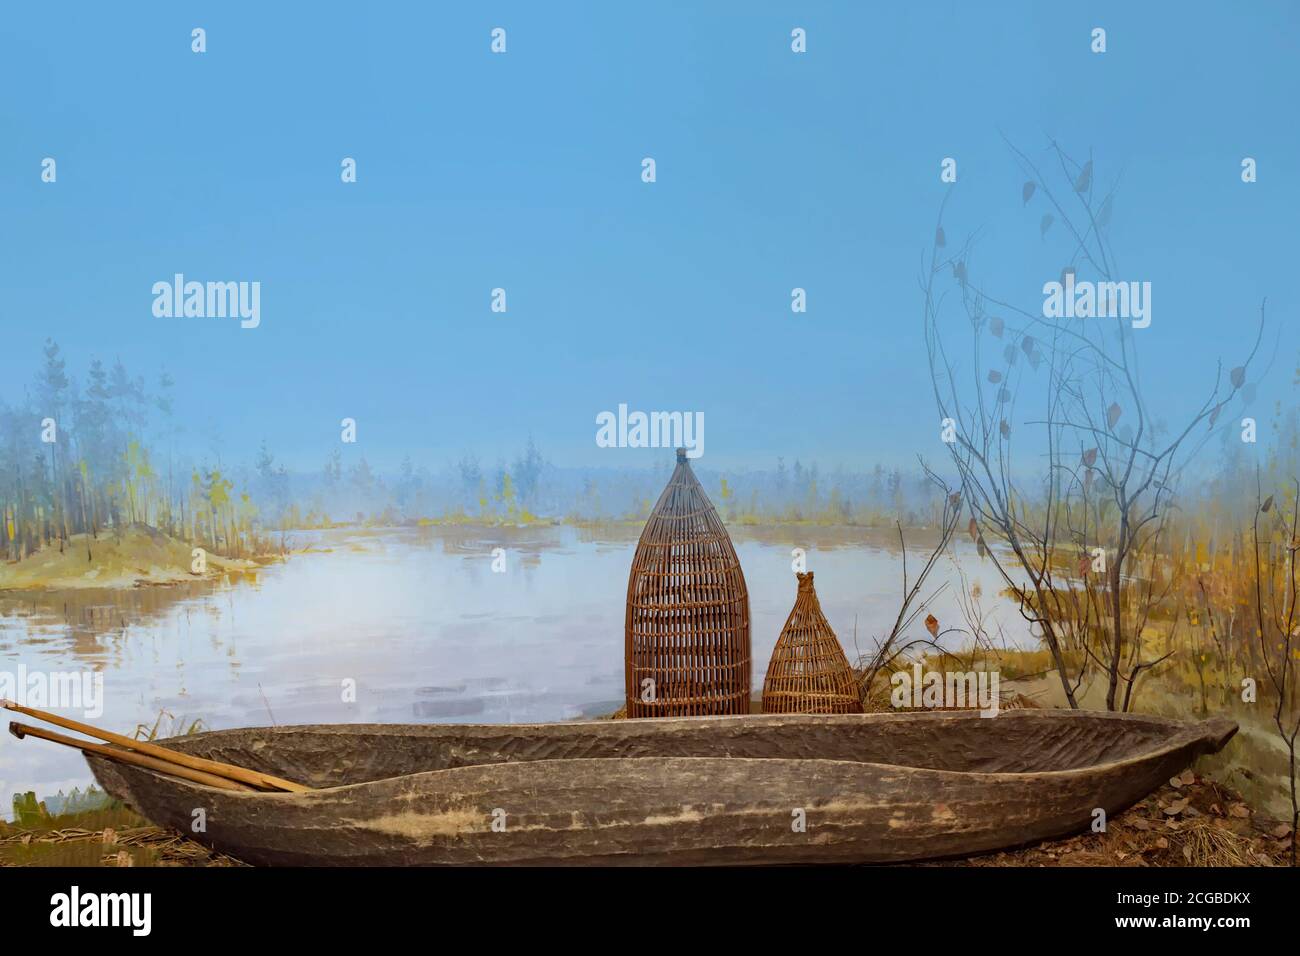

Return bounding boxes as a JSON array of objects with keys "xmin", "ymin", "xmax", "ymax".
[
  {"xmin": 762, "ymin": 572, "xmax": 863, "ymax": 714},
  {"xmin": 625, "ymin": 449, "xmax": 751, "ymax": 717}
]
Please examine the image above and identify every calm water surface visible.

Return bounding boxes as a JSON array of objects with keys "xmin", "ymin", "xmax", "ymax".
[{"xmin": 0, "ymin": 525, "xmax": 1028, "ymax": 808}]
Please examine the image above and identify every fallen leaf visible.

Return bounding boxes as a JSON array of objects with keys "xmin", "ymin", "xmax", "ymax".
[
  {"xmin": 1155, "ymin": 837, "xmax": 1169, "ymax": 849},
  {"xmin": 1183, "ymin": 844, "xmax": 1193, "ymax": 862},
  {"xmin": 1229, "ymin": 803, "xmax": 1251, "ymax": 818},
  {"xmin": 1163, "ymin": 797, "xmax": 1190, "ymax": 816},
  {"xmin": 1270, "ymin": 822, "xmax": 1293, "ymax": 838}
]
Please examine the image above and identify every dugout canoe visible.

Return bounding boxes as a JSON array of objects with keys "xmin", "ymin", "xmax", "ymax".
[{"xmin": 85, "ymin": 709, "xmax": 1237, "ymax": 866}]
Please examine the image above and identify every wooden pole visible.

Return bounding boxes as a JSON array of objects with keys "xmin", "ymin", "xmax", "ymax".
[
  {"xmin": 9, "ymin": 722, "xmax": 257, "ymax": 793},
  {"xmin": 1, "ymin": 699, "xmax": 310, "ymax": 793}
]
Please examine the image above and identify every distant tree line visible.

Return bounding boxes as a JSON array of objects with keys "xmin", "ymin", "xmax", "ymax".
[
  {"xmin": 0, "ymin": 340, "xmax": 259, "ymax": 560},
  {"xmin": 1, "ymin": 342, "xmax": 955, "ymax": 565}
]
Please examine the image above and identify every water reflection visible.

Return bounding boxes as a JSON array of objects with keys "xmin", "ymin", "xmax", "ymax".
[{"xmin": 0, "ymin": 524, "xmax": 1027, "ymax": 805}]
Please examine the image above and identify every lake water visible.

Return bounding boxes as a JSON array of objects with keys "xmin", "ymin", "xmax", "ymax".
[{"xmin": 0, "ymin": 524, "xmax": 1028, "ymax": 811}]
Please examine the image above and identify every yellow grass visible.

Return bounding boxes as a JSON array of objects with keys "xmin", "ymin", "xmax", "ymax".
[{"xmin": 0, "ymin": 524, "xmax": 266, "ymax": 591}]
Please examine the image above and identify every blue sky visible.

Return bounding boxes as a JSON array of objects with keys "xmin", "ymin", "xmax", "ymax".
[{"xmin": 1, "ymin": 1, "xmax": 1296, "ymax": 473}]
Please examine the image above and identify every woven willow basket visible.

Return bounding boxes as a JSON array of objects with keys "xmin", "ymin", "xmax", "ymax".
[
  {"xmin": 624, "ymin": 449, "xmax": 751, "ymax": 717},
  {"xmin": 761, "ymin": 571, "xmax": 862, "ymax": 714}
]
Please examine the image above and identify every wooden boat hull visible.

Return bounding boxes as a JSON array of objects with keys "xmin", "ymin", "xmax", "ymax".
[{"xmin": 86, "ymin": 710, "xmax": 1237, "ymax": 866}]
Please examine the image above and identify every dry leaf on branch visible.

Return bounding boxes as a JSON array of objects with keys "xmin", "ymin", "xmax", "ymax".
[{"xmin": 1074, "ymin": 160, "xmax": 1093, "ymax": 194}]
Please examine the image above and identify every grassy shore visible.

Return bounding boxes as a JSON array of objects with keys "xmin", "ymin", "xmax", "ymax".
[{"xmin": 0, "ymin": 524, "xmax": 271, "ymax": 591}]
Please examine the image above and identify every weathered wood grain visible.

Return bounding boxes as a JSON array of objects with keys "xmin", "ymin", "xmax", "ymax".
[{"xmin": 86, "ymin": 710, "xmax": 1237, "ymax": 866}]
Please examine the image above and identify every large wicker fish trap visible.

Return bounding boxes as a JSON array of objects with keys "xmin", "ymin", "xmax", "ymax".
[
  {"xmin": 625, "ymin": 449, "xmax": 751, "ymax": 717},
  {"xmin": 762, "ymin": 572, "xmax": 863, "ymax": 714}
]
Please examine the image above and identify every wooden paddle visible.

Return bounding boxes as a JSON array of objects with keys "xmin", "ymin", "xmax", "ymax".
[
  {"xmin": 9, "ymin": 721, "xmax": 257, "ymax": 792},
  {"xmin": 1, "ymin": 699, "xmax": 311, "ymax": 793}
]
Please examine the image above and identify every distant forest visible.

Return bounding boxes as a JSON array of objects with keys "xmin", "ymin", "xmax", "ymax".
[{"xmin": 0, "ymin": 341, "xmax": 1294, "ymax": 561}]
